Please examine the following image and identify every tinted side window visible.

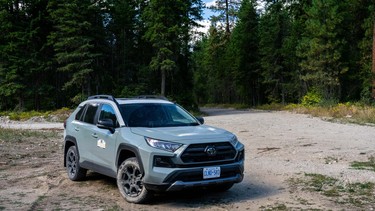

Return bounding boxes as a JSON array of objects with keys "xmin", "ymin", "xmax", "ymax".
[
  {"xmin": 75, "ymin": 105, "xmax": 87, "ymax": 121},
  {"xmin": 83, "ymin": 103, "xmax": 99, "ymax": 124},
  {"xmin": 99, "ymin": 104, "xmax": 117, "ymax": 126}
]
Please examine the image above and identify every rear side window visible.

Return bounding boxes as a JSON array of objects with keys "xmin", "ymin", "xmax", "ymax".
[
  {"xmin": 75, "ymin": 105, "xmax": 87, "ymax": 121},
  {"xmin": 83, "ymin": 103, "xmax": 99, "ymax": 124}
]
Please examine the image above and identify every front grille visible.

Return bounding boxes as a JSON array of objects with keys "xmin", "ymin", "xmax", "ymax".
[{"xmin": 180, "ymin": 142, "xmax": 236, "ymax": 163}]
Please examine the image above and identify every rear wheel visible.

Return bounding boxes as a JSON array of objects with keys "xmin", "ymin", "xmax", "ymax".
[
  {"xmin": 66, "ymin": 146, "xmax": 87, "ymax": 181},
  {"xmin": 117, "ymin": 158, "xmax": 151, "ymax": 204}
]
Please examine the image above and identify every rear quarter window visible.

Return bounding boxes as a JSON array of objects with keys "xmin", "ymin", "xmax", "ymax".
[
  {"xmin": 75, "ymin": 105, "xmax": 87, "ymax": 121},
  {"xmin": 83, "ymin": 103, "xmax": 99, "ymax": 124}
]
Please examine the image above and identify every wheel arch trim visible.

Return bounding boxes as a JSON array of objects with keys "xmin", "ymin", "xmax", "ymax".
[
  {"xmin": 116, "ymin": 143, "xmax": 145, "ymax": 174},
  {"xmin": 64, "ymin": 135, "xmax": 78, "ymax": 167}
]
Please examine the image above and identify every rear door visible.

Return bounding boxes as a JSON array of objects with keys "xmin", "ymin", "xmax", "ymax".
[
  {"xmin": 89, "ymin": 103, "xmax": 119, "ymax": 170},
  {"xmin": 73, "ymin": 102, "xmax": 100, "ymax": 163}
]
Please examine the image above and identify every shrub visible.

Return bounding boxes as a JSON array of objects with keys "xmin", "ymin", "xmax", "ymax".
[{"xmin": 301, "ymin": 90, "xmax": 322, "ymax": 106}]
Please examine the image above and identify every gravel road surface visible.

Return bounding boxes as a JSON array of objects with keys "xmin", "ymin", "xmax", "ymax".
[{"xmin": 1, "ymin": 108, "xmax": 375, "ymax": 210}]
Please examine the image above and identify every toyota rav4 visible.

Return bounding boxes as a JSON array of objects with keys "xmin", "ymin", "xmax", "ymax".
[{"xmin": 63, "ymin": 95, "xmax": 244, "ymax": 203}]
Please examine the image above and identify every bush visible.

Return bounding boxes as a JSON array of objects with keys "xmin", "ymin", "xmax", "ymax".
[{"xmin": 302, "ymin": 91, "xmax": 322, "ymax": 106}]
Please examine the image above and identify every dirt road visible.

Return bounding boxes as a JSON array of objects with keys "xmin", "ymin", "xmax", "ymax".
[{"xmin": 1, "ymin": 108, "xmax": 375, "ymax": 210}]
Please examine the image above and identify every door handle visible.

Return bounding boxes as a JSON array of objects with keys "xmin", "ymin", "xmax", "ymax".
[
  {"xmin": 91, "ymin": 133, "xmax": 98, "ymax": 138},
  {"xmin": 74, "ymin": 127, "xmax": 79, "ymax": 131}
]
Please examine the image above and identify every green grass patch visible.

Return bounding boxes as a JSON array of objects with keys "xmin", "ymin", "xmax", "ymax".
[
  {"xmin": 289, "ymin": 173, "xmax": 375, "ymax": 208},
  {"xmin": 0, "ymin": 110, "xmax": 50, "ymax": 121},
  {"xmin": 304, "ymin": 173, "xmax": 339, "ymax": 194},
  {"xmin": 259, "ymin": 203, "xmax": 288, "ymax": 211},
  {"xmin": 351, "ymin": 156, "xmax": 375, "ymax": 172},
  {"xmin": 0, "ymin": 107, "xmax": 71, "ymax": 122},
  {"xmin": 0, "ymin": 128, "xmax": 59, "ymax": 142}
]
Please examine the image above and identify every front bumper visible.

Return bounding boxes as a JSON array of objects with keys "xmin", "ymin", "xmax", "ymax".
[
  {"xmin": 144, "ymin": 162, "xmax": 244, "ymax": 192},
  {"xmin": 166, "ymin": 173, "xmax": 243, "ymax": 191}
]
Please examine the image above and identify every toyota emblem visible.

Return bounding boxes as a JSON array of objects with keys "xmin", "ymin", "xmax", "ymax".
[{"xmin": 205, "ymin": 146, "xmax": 217, "ymax": 156}]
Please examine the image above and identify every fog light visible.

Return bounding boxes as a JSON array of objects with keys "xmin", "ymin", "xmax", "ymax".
[{"xmin": 154, "ymin": 156, "xmax": 175, "ymax": 168}]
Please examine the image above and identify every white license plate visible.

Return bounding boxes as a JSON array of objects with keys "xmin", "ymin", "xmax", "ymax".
[{"xmin": 203, "ymin": 167, "xmax": 221, "ymax": 179}]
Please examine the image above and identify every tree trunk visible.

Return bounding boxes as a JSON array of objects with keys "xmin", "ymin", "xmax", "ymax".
[
  {"xmin": 225, "ymin": 0, "xmax": 230, "ymax": 34},
  {"xmin": 372, "ymin": 17, "xmax": 375, "ymax": 99},
  {"xmin": 161, "ymin": 69, "xmax": 166, "ymax": 96}
]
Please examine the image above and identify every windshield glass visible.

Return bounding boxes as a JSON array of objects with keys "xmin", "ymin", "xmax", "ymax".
[{"xmin": 120, "ymin": 103, "xmax": 199, "ymax": 127}]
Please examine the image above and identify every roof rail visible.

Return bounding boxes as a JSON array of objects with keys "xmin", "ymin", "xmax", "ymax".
[
  {"xmin": 87, "ymin": 95, "xmax": 116, "ymax": 102},
  {"xmin": 134, "ymin": 95, "xmax": 169, "ymax": 101}
]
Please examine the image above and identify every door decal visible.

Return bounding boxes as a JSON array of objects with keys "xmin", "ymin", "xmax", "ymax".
[{"xmin": 97, "ymin": 139, "xmax": 106, "ymax": 149}]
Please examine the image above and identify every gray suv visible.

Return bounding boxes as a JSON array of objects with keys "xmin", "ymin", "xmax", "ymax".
[{"xmin": 63, "ymin": 95, "xmax": 244, "ymax": 203}]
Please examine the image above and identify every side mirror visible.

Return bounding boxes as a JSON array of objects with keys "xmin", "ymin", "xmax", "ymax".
[
  {"xmin": 196, "ymin": 116, "xmax": 204, "ymax": 124},
  {"xmin": 97, "ymin": 119, "xmax": 115, "ymax": 133}
]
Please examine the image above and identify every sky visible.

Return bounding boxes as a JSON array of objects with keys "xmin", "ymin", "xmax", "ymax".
[
  {"xmin": 203, "ymin": 0, "xmax": 216, "ymax": 19},
  {"xmin": 195, "ymin": 0, "xmax": 216, "ymax": 34}
]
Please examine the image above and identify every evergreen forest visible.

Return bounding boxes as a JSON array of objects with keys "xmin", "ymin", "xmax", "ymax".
[{"xmin": 0, "ymin": 0, "xmax": 374, "ymax": 111}]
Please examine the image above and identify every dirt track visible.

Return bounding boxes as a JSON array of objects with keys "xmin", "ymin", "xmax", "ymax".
[{"xmin": 1, "ymin": 108, "xmax": 375, "ymax": 210}]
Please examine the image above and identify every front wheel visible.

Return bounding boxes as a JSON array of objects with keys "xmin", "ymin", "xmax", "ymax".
[
  {"xmin": 66, "ymin": 145, "xmax": 87, "ymax": 181},
  {"xmin": 117, "ymin": 158, "xmax": 151, "ymax": 204}
]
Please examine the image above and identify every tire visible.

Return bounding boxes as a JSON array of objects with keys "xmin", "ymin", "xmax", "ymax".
[
  {"xmin": 66, "ymin": 145, "xmax": 87, "ymax": 181},
  {"xmin": 117, "ymin": 158, "xmax": 151, "ymax": 204}
]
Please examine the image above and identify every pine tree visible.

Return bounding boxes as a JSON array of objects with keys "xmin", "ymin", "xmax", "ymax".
[
  {"xmin": 297, "ymin": 0, "xmax": 347, "ymax": 100},
  {"xmin": 229, "ymin": 0, "xmax": 261, "ymax": 105},
  {"xmin": 48, "ymin": 0, "xmax": 102, "ymax": 102},
  {"xmin": 209, "ymin": 0, "xmax": 241, "ymax": 34},
  {"xmin": 259, "ymin": 1, "xmax": 288, "ymax": 103},
  {"xmin": 0, "ymin": 0, "xmax": 54, "ymax": 110},
  {"xmin": 143, "ymin": 0, "xmax": 202, "ymax": 96}
]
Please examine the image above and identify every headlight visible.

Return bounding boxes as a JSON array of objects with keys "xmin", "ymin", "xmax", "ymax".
[
  {"xmin": 145, "ymin": 137, "xmax": 182, "ymax": 152},
  {"xmin": 230, "ymin": 135, "xmax": 239, "ymax": 147}
]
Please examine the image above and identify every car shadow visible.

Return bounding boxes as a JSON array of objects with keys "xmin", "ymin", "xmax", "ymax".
[
  {"xmin": 84, "ymin": 172, "xmax": 279, "ymax": 206},
  {"xmin": 147, "ymin": 180, "xmax": 279, "ymax": 206}
]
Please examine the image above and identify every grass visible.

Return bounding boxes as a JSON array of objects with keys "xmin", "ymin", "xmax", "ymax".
[
  {"xmin": 256, "ymin": 102, "xmax": 375, "ymax": 125},
  {"xmin": 351, "ymin": 156, "xmax": 375, "ymax": 172},
  {"xmin": 259, "ymin": 203, "xmax": 288, "ymax": 211},
  {"xmin": 29, "ymin": 195, "xmax": 47, "ymax": 211},
  {"xmin": 0, "ymin": 128, "xmax": 59, "ymax": 142},
  {"xmin": 304, "ymin": 173, "xmax": 339, "ymax": 195},
  {"xmin": 105, "ymin": 205, "xmax": 122, "ymax": 211},
  {"xmin": 202, "ymin": 102, "xmax": 375, "ymax": 126},
  {"xmin": 285, "ymin": 103, "xmax": 375, "ymax": 125},
  {"xmin": 0, "ymin": 107, "xmax": 71, "ymax": 122},
  {"xmin": 289, "ymin": 173, "xmax": 375, "ymax": 208}
]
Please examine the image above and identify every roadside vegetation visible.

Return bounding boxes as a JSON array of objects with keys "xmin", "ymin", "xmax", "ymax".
[
  {"xmin": 202, "ymin": 101, "xmax": 375, "ymax": 126},
  {"xmin": 0, "ymin": 107, "xmax": 71, "ymax": 122},
  {"xmin": 284, "ymin": 103, "xmax": 375, "ymax": 125}
]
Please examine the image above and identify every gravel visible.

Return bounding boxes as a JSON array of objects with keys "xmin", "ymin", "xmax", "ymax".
[{"xmin": 1, "ymin": 108, "xmax": 375, "ymax": 210}]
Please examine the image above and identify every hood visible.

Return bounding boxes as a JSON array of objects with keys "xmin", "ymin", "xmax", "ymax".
[{"xmin": 130, "ymin": 125, "xmax": 233, "ymax": 143}]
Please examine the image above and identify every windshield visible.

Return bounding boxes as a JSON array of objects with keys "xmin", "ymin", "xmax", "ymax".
[{"xmin": 120, "ymin": 103, "xmax": 199, "ymax": 127}]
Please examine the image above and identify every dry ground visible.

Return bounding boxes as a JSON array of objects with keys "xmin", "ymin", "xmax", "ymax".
[{"xmin": 1, "ymin": 108, "xmax": 375, "ymax": 210}]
